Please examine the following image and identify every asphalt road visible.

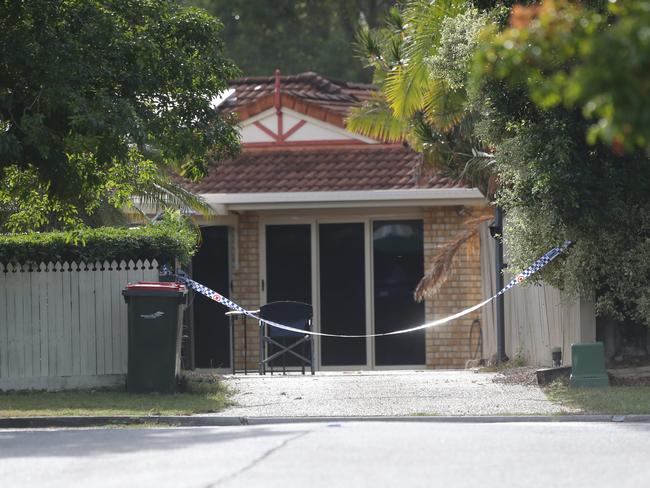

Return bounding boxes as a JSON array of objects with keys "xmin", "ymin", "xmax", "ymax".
[{"xmin": 1, "ymin": 421, "xmax": 648, "ymax": 487}]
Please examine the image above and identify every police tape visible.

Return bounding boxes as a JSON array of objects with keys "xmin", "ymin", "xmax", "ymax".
[{"xmin": 162, "ymin": 240, "xmax": 572, "ymax": 338}]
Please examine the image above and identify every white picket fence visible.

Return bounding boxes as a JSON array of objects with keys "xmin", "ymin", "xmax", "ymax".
[{"xmin": 0, "ymin": 260, "xmax": 159, "ymax": 391}]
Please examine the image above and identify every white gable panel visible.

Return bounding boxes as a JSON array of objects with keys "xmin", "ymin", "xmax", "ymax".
[
  {"xmin": 240, "ymin": 106, "xmax": 379, "ymax": 144},
  {"xmin": 257, "ymin": 113, "xmax": 278, "ymax": 134},
  {"xmin": 241, "ymin": 124, "xmax": 275, "ymax": 143},
  {"xmin": 282, "ymin": 108, "xmax": 379, "ymax": 144},
  {"xmin": 282, "ymin": 113, "xmax": 302, "ymax": 127},
  {"xmin": 285, "ymin": 121, "xmax": 350, "ymax": 141}
]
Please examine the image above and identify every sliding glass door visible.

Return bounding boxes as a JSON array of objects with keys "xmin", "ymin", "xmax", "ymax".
[
  {"xmin": 319, "ymin": 223, "xmax": 367, "ymax": 366},
  {"xmin": 265, "ymin": 224, "xmax": 312, "ymax": 368},
  {"xmin": 265, "ymin": 224, "xmax": 311, "ymax": 304},
  {"xmin": 263, "ymin": 218, "xmax": 426, "ymax": 369},
  {"xmin": 373, "ymin": 220, "xmax": 425, "ymax": 366}
]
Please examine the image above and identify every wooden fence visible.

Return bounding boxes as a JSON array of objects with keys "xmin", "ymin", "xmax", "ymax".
[
  {"xmin": 479, "ymin": 224, "xmax": 596, "ymax": 367},
  {"xmin": 0, "ymin": 260, "xmax": 159, "ymax": 390}
]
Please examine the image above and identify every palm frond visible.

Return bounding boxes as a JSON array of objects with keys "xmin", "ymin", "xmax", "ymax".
[
  {"xmin": 384, "ymin": 62, "xmax": 429, "ymax": 119},
  {"xmin": 385, "ymin": 6, "xmax": 405, "ymax": 34},
  {"xmin": 346, "ymin": 98, "xmax": 409, "ymax": 142},
  {"xmin": 408, "ymin": 113, "xmax": 447, "ymax": 152},
  {"xmin": 414, "ymin": 214, "xmax": 492, "ymax": 302},
  {"xmin": 386, "ymin": 36, "xmax": 406, "ymax": 68},
  {"xmin": 422, "ymin": 81, "xmax": 467, "ymax": 131},
  {"xmin": 401, "ymin": 0, "xmax": 466, "ymax": 62},
  {"xmin": 355, "ymin": 26, "xmax": 386, "ymax": 70},
  {"xmin": 132, "ymin": 175, "xmax": 214, "ymax": 216}
]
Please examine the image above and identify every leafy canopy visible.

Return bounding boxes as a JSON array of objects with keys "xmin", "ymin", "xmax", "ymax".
[
  {"xmin": 471, "ymin": 0, "xmax": 650, "ymax": 325},
  {"xmin": 184, "ymin": 0, "xmax": 393, "ymax": 82},
  {"xmin": 350, "ymin": 0, "xmax": 650, "ymax": 325},
  {"xmin": 348, "ymin": 0, "xmax": 498, "ymax": 196},
  {"xmin": 479, "ymin": 0, "xmax": 650, "ymax": 153},
  {"xmin": 0, "ymin": 0, "xmax": 240, "ymax": 232}
]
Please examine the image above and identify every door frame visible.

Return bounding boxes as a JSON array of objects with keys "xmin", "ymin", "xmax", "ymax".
[{"xmin": 259, "ymin": 211, "xmax": 427, "ymax": 370}]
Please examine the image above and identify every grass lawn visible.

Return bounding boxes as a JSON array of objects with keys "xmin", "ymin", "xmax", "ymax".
[
  {"xmin": 0, "ymin": 376, "xmax": 232, "ymax": 417},
  {"xmin": 546, "ymin": 382, "xmax": 650, "ymax": 415}
]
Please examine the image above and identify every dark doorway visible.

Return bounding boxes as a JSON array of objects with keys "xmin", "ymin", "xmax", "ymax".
[
  {"xmin": 265, "ymin": 224, "xmax": 312, "ymax": 368},
  {"xmin": 319, "ymin": 223, "xmax": 367, "ymax": 366},
  {"xmin": 373, "ymin": 220, "xmax": 425, "ymax": 366},
  {"xmin": 192, "ymin": 226, "xmax": 230, "ymax": 368}
]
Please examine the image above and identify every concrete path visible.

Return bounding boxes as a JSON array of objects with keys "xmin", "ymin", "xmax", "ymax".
[
  {"xmin": 215, "ymin": 370, "xmax": 572, "ymax": 417},
  {"xmin": 2, "ymin": 421, "xmax": 647, "ymax": 487}
]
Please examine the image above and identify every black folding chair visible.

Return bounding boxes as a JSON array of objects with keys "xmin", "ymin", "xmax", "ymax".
[{"xmin": 258, "ymin": 301, "xmax": 314, "ymax": 375}]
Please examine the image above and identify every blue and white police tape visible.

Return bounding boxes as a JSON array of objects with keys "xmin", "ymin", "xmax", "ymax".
[{"xmin": 162, "ymin": 240, "xmax": 572, "ymax": 338}]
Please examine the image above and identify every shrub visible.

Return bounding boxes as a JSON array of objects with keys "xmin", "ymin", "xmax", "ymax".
[{"xmin": 0, "ymin": 212, "xmax": 199, "ymax": 266}]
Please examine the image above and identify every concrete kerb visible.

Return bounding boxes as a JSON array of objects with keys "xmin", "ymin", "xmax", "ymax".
[{"xmin": 2, "ymin": 414, "xmax": 650, "ymax": 429}]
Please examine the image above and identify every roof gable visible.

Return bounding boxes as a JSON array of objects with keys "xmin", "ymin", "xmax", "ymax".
[
  {"xmin": 240, "ymin": 106, "xmax": 378, "ymax": 145},
  {"xmin": 221, "ymin": 71, "xmax": 379, "ymax": 146},
  {"xmin": 219, "ymin": 71, "xmax": 376, "ymax": 125},
  {"xmin": 221, "ymin": 71, "xmax": 375, "ymax": 114}
]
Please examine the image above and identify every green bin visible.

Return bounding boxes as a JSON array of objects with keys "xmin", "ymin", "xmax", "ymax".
[
  {"xmin": 570, "ymin": 342, "xmax": 609, "ymax": 388},
  {"xmin": 122, "ymin": 281, "xmax": 187, "ymax": 393}
]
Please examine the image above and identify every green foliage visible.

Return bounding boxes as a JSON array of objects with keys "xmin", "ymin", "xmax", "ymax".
[
  {"xmin": 346, "ymin": 95, "xmax": 410, "ymax": 143},
  {"xmin": 0, "ymin": 388, "xmax": 231, "ymax": 415},
  {"xmin": 0, "ymin": 0, "xmax": 240, "ymax": 232},
  {"xmin": 427, "ymin": 8, "xmax": 490, "ymax": 91},
  {"xmin": 479, "ymin": 0, "xmax": 650, "ymax": 153},
  {"xmin": 471, "ymin": 1, "xmax": 650, "ymax": 325},
  {"xmin": 353, "ymin": 0, "xmax": 650, "ymax": 326},
  {"xmin": 546, "ymin": 383, "xmax": 650, "ymax": 415},
  {"xmin": 0, "ymin": 212, "xmax": 199, "ymax": 265},
  {"xmin": 348, "ymin": 0, "xmax": 495, "ymax": 196},
  {"xmin": 184, "ymin": 0, "xmax": 393, "ymax": 82}
]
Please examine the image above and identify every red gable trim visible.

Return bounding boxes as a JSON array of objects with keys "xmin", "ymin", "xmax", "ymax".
[
  {"xmin": 274, "ymin": 69, "xmax": 281, "ymax": 110},
  {"xmin": 252, "ymin": 121, "xmax": 278, "ymax": 140},
  {"xmin": 243, "ymin": 139, "xmax": 367, "ymax": 148},
  {"xmin": 238, "ymin": 93, "xmax": 346, "ymax": 128},
  {"xmin": 281, "ymin": 119, "xmax": 306, "ymax": 140},
  {"xmin": 252, "ymin": 119, "xmax": 308, "ymax": 144}
]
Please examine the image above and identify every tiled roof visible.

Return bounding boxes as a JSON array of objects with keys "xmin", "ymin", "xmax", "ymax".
[
  {"xmin": 220, "ymin": 72, "xmax": 376, "ymax": 117},
  {"xmin": 179, "ymin": 144, "xmax": 466, "ymax": 194}
]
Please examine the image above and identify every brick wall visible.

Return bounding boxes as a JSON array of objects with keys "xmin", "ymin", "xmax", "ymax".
[
  {"xmin": 423, "ymin": 207, "xmax": 486, "ymax": 369},
  {"xmin": 231, "ymin": 213, "xmax": 261, "ymax": 371}
]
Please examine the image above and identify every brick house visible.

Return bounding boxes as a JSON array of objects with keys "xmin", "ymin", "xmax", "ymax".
[{"xmin": 181, "ymin": 71, "xmax": 489, "ymax": 372}]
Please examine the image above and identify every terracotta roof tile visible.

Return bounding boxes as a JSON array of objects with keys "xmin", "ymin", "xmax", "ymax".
[
  {"xmin": 178, "ymin": 145, "xmax": 467, "ymax": 194},
  {"xmin": 220, "ymin": 72, "xmax": 376, "ymax": 117}
]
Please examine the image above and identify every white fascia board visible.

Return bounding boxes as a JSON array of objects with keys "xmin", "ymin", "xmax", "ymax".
[{"xmin": 203, "ymin": 188, "xmax": 486, "ymax": 212}]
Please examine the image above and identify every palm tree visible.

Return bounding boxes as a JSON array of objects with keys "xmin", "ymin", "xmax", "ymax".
[
  {"xmin": 87, "ymin": 173, "xmax": 215, "ymax": 227},
  {"xmin": 347, "ymin": 0, "xmax": 498, "ymax": 298}
]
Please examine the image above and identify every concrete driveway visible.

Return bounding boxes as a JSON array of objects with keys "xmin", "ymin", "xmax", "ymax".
[{"xmin": 214, "ymin": 369, "xmax": 571, "ymax": 417}]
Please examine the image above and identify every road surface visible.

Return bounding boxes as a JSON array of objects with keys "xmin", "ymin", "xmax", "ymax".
[{"xmin": 1, "ymin": 421, "xmax": 647, "ymax": 487}]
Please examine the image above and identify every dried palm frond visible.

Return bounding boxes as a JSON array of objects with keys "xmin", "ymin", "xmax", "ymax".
[{"xmin": 414, "ymin": 214, "xmax": 492, "ymax": 302}]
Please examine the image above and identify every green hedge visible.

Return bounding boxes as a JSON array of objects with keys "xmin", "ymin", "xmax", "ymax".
[{"xmin": 0, "ymin": 215, "xmax": 199, "ymax": 266}]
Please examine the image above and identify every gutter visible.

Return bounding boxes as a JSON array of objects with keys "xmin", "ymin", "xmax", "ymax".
[{"xmin": 201, "ymin": 188, "xmax": 486, "ymax": 214}]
